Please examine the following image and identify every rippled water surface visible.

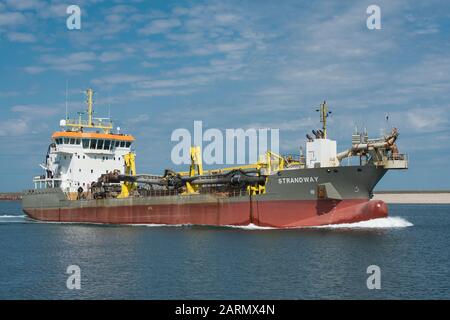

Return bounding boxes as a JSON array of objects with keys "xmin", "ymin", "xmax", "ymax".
[{"xmin": 0, "ymin": 201, "xmax": 449, "ymax": 299}]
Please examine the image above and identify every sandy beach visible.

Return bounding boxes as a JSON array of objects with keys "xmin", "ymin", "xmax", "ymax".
[{"xmin": 373, "ymin": 191, "xmax": 450, "ymax": 204}]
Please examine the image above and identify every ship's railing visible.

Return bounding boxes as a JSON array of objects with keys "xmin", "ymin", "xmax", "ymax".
[
  {"xmin": 228, "ymin": 189, "xmax": 248, "ymax": 197},
  {"xmin": 138, "ymin": 189, "xmax": 180, "ymax": 197},
  {"xmin": 382, "ymin": 153, "xmax": 408, "ymax": 169},
  {"xmin": 65, "ymin": 118, "xmax": 113, "ymax": 129},
  {"xmin": 33, "ymin": 177, "xmax": 62, "ymax": 189},
  {"xmin": 282, "ymin": 154, "xmax": 301, "ymax": 162},
  {"xmin": 388, "ymin": 153, "xmax": 407, "ymax": 161},
  {"xmin": 367, "ymin": 153, "xmax": 408, "ymax": 169},
  {"xmin": 136, "ymin": 187, "xmax": 248, "ymax": 198}
]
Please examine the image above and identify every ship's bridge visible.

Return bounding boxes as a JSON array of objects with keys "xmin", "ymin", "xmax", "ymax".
[
  {"xmin": 33, "ymin": 88, "xmax": 136, "ymax": 197},
  {"xmin": 52, "ymin": 131, "xmax": 134, "ymax": 154}
]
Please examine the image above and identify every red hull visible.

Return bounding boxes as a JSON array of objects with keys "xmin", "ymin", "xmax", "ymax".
[{"xmin": 24, "ymin": 199, "xmax": 388, "ymax": 228}]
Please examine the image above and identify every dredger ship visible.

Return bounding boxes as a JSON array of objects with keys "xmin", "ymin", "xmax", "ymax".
[{"xmin": 22, "ymin": 89, "xmax": 408, "ymax": 227}]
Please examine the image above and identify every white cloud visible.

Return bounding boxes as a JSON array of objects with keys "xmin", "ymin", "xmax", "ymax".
[
  {"xmin": 166, "ymin": 32, "xmax": 202, "ymax": 42},
  {"xmin": 0, "ymin": 118, "xmax": 28, "ymax": 136},
  {"xmin": 39, "ymin": 3, "xmax": 71, "ymax": 19},
  {"xmin": 172, "ymin": 6, "xmax": 190, "ymax": 16},
  {"xmin": 127, "ymin": 114, "xmax": 150, "ymax": 125},
  {"xmin": 24, "ymin": 66, "xmax": 45, "ymax": 74},
  {"xmin": 216, "ymin": 42, "xmax": 249, "ymax": 53},
  {"xmin": 0, "ymin": 90, "xmax": 19, "ymax": 97},
  {"xmin": 25, "ymin": 51, "xmax": 97, "ymax": 73},
  {"xmin": 12, "ymin": 105, "xmax": 59, "ymax": 117},
  {"xmin": 5, "ymin": 0, "xmax": 43, "ymax": 10},
  {"xmin": 99, "ymin": 51, "xmax": 125, "ymax": 62},
  {"xmin": 91, "ymin": 73, "xmax": 149, "ymax": 86},
  {"xmin": 0, "ymin": 104, "xmax": 60, "ymax": 137},
  {"xmin": 136, "ymin": 75, "xmax": 211, "ymax": 89},
  {"xmin": 0, "ymin": 11, "xmax": 26, "ymax": 27},
  {"xmin": 214, "ymin": 13, "xmax": 238, "ymax": 24},
  {"xmin": 6, "ymin": 31, "xmax": 36, "ymax": 42},
  {"xmin": 140, "ymin": 61, "xmax": 156, "ymax": 68},
  {"xmin": 129, "ymin": 87, "xmax": 198, "ymax": 98},
  {"xmin": 406, "ymin": 108, "xmax": 448, "ymax": 132},
  {"xmin": 138, "ymin": 18, "xmax": 181, "ymax": 35}
]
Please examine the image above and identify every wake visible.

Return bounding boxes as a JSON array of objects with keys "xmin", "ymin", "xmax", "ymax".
[
  {"xmin": 313, "ymin": 216, "xmax": 413, "ymax": 229},
  {"xmin": 0, "ymin": 215, "xmax": 26, "ymax": 218},
  {"xmin": 0, "ymin": 214, "xmax": 28, "ymax": 223},
  {"xmin": 226, "ymin": 217, "xmax": 413, "ymax": 230}
]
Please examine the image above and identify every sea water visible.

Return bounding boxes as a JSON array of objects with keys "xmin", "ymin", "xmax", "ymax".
[{"xmin": 0, "ymin": 201, "xmax": 449, "ymax": 299}]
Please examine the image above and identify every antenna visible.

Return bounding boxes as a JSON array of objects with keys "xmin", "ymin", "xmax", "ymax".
[
  {"xmin": 86, "ymin": 88, "xmax": 94, "ymax": 126},
  {"xmin": 65, "ymin": 80, "xmax": 69, "ymax": 119},
  {"xmin": 316, "ymin": 101, "xmax": 332, "ymax": 139},
  {"xmin": 385, "ymin": 112, "xmax": 390, "ymax": 135},
  {"xmin": 107, "ymin": 90, "xmax": 111, "ymax": 119}
]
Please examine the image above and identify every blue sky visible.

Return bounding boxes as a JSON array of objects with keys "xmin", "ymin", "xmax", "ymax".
[{"xmin": 1, "ymin": 0, "xmax": 450, "ymax": 191}]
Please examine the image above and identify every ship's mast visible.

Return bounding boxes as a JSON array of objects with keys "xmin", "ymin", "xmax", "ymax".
[
  {"xmin": 86, "ymin": 88, "xmax": 94, "ymax": 126},
  {"xmin": 317, "ymin": 101, "xmax": 331, "ymax": 139},
  {"xmin": 63, "ymin": 88, "xmax": 113, "ymax": 133}
]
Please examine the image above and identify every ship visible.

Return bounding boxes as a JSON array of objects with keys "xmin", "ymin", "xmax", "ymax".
[{"xmin": 22, "ymin": 89, "xmax": 408, "ymax": 227}]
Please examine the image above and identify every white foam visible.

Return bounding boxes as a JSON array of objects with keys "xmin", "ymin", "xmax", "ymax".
[
  {"xmin": 114, "ymin": 218, "xmax": 414, "ymax": 230},
  {"xmin": 0, "ymin": 214, "xmax": 28, "ymax": 223},
  {"xmin": 127, "ymin": 222, "xmax": 275, "ymax": 230},
  {"xmin": 0, "ymin": 214, "xmax": 26, "ymax": 218},
  {"xmin": 312, "ymin": 216, "xmax": 413, "ymax": 229},
  {"xmin": 127, "ymin": 223, "xmax": 191, "ymax": 228},
  {"xmin": 223, "ymin": 223, "xmax": 276, "ymax": 230},
  {"xmin": 3, "ymin": 216, "xmax": 412, "ymax": 230}
]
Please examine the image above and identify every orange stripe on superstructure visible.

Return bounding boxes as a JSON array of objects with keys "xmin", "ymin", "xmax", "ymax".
[{"xmin": 51, "ymin": 131, "xmax": 135, "ymax": 142}]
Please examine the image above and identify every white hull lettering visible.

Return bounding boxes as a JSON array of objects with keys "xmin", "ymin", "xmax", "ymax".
[{"xmin": 278, "ymin": 176, "xmax": 319, "ymax": 184}]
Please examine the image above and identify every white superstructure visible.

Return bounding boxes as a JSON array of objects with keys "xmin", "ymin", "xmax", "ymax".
[
  {"xmin": 305, "ymin": 101, "xmax": 338, "ymax": 168},
  {"xmin": 33, "ymin": 89, "xmax": 135, "ymax": 197},
  {"xmin": 306, "ymin": 138, "xmax": 338, "ymax": 168}
]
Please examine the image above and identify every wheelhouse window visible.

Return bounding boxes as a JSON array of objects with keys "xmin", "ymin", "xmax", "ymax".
[
  {"xmin": 120, "ymin": 141, "xmax": 125, "ymax": 148},
  {"xmin": 115, "ymin": 141, "xmax": 120, "ymax": 147},
  {"xmin": 63, "ymin": 138, "xmax": 69, "ymax": 144},
  {"xmin": 125, "ymin": 142, "xmax": 131, "ymax": 148},
  {"xmin": 82, "ymin": 139, "xmax": 89, "ymax": 148},
  {"xmin": 90, "ymin": 139, "xmax": 97, "ymax": 149},
  {"xmin": 104, "ymin": 140, "xmax": 110, "ymax": 150},
  {"xmin": 69, "ymin": 138, "xmax": 75, "ymax": 144},
  {"xmin": 97, "ymin": 139, "xmax": 104, "ymax": 149}
]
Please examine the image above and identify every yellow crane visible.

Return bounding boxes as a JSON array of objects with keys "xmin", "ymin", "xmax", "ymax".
[{"xmin": 117, "ymin": 152, "xmax": 137, "ymax": 198}]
